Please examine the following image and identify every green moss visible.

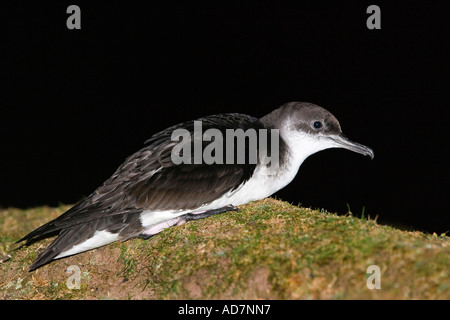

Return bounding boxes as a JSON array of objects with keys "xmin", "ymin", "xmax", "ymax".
[{"xmin": 1, "ymin": 198, "xmax": 449, "ymax": 299}]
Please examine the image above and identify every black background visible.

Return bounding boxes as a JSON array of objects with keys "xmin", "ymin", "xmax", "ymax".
[{"xmin": 2, "ymin": 2, "xmax": 449, "ymax": 233}]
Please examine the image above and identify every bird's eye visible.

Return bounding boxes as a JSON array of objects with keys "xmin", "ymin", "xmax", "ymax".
[{"xmin": 313, "ymin": 121, "xmax": 323, "ymax": 129}]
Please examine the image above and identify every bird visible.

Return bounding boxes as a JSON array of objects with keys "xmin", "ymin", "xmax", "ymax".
[{"xmin": 18, "ymin": 102, "xmax": 374, "ymax": 271}]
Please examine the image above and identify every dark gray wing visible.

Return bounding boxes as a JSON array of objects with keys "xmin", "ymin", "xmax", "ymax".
[{"xmin": 19, "ymin": 113, "xmax": 265, "ymax": 243}]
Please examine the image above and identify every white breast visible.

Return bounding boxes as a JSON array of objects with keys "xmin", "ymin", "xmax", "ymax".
[{"xmin": 140, "ymin": 127, "xmax": 332, "ymax": 229}]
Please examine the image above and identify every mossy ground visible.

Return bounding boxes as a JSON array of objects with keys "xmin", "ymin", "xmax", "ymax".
[{"xmin": 1, "ymin": 198, "xmax": 449, "ymax": 299}]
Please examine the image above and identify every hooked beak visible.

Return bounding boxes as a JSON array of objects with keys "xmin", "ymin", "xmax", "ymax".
[{"xmin": 329, "ymin": 134, "xmax": 374, "ymax": 159}]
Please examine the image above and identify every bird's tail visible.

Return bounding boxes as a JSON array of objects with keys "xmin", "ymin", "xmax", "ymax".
[
  {"xmin": 28, "ymin": 227, "xmax": 78, "ymax": 271},
  {"xmin": 28, "ymin": 222, "xmax": 116, "ymax": 271},
  {"xmin": 26, "ymin": 211, "xmax": 144, "ymax": 271}
]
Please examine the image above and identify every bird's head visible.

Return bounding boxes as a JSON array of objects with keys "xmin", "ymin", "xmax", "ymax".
[{"xmin": 262, "ymin": 102, "xmax": 374, "ymax": 162}]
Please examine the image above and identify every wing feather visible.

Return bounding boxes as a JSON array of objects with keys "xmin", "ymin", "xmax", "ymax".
[{"xmin": 18, "ymin": 113, "xmax": 266, "ymax": 243}]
